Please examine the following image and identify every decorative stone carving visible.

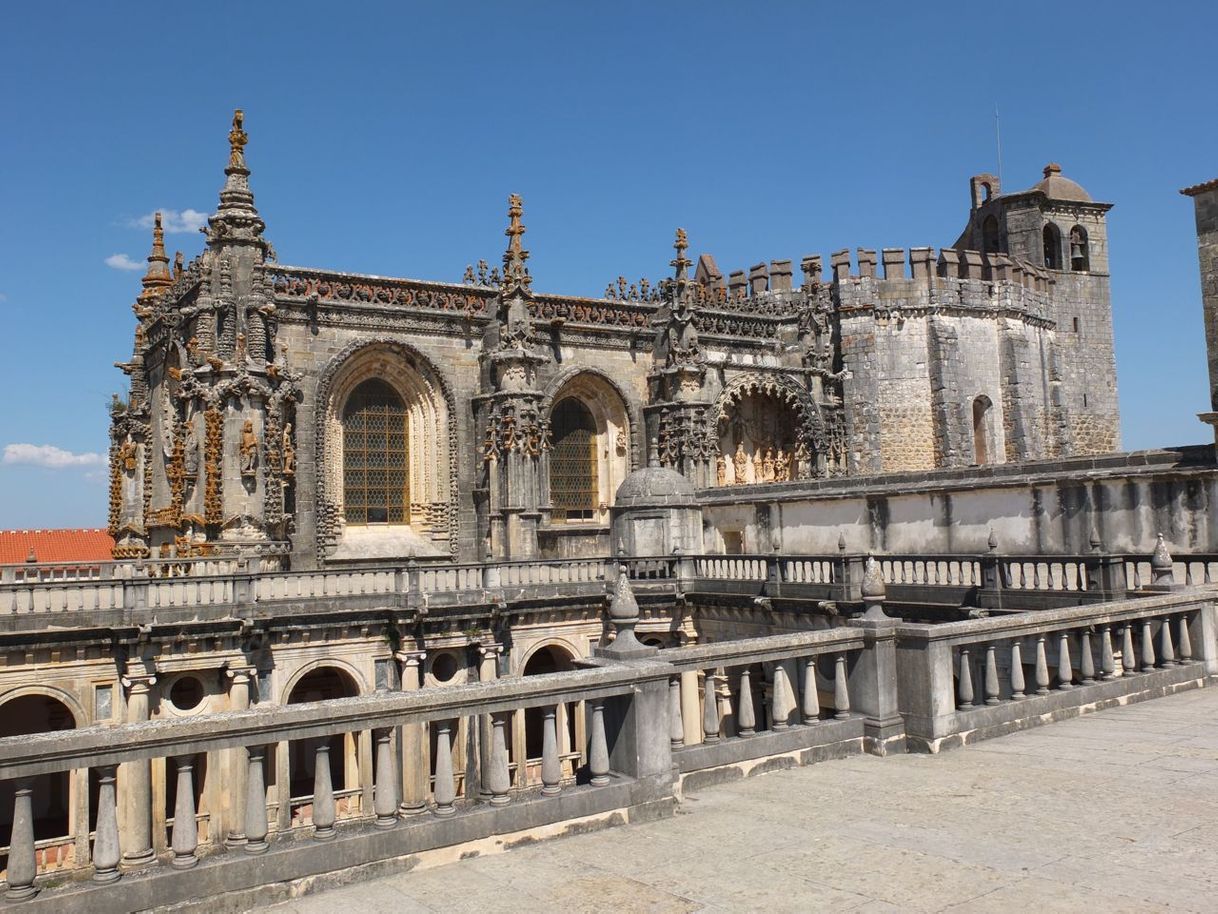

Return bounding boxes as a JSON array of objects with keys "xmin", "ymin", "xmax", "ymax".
[
  {"xmin": 239, "ymin": 419, "xmax": 259, "ymax": 478},
  {"xmin": 281, "ymin": 423, "xmax": 295, "ymax": 477}
]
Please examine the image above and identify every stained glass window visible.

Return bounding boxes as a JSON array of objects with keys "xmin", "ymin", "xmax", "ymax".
[
  {"xmin": 550, "ymin": 398, "xmax": 597, "ymax": 522},
  {"xmin": 343, "ymin": 379, "xmax": 409, "ymax": 524}
]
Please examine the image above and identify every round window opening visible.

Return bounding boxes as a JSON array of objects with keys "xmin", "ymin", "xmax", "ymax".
[
  {"xmin": 431, "ymin": 652, "xmax": 459, "ymax": 683},
  {"xmin": 170, "ymin": 676, "xmax": 205, "ymax": 711}
]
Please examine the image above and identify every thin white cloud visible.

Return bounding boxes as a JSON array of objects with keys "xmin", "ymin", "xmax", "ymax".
[
  {"xmin": 3, "ymin": 444, "xmax": 106, "ymax": 469},
  {"xmin": 132, "ymin": 209, "xmax": 210, "ymax": 234},
  {"xmin": 105, "ymin": 253, "xmax": 143, "ymax": 271},
  {"xmin": 0, "ymin": 293, "xmax": 7, "ymax": 303}
]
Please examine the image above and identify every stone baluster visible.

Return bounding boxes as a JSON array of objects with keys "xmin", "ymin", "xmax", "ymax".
[
  {"xmin": 541, "ymin": 707, "xmax": 561, "ymax": 796},
  {"xmin": 396, "ymin": 651, "xmax": 427, "ymax": 815},
  {"xmin": 957, "ymin": 648, "xmax": 975, "ymax": 709},
  {"xmin": 984, "ymin": 643, "xmax": 1000, "ymax": 705},
  {"xmin": 432, "ymin": 720, "xmax": 456, "ymax": 816},
  {"xmin": 1179, "ymin": 614, "xmax": 1194, "ymax": 662},
  {"xmin": 1034, "ymin": 636, "xmax": 1050, "ymax": 695},
  {"xmin": 702, "ymin": 672, "xmax": 720, "ymax": 742},
  {"xmin": 120, "ymin": 670, "xmax": 157, "ymax": 867},
  {"xmin": 1141, "ymin": 620, "xmax": 1156, "ymax": 672},
  {"xmin": 1057, "ymin": 632, "xmax": 1074, "ymax": 689},
  {"xmin": 737, "ymin": 667, "xmax": 756, "ymax": 736},
  {"xmin": 487, "ymin": 713, "xmax": 511, "ymax": 805},
  {"xmin": 92, "ymin": 765, "xmax": 121, "ymax": 883},
  {"xmin": 770, "ymin": 664, "xmax": 790, "ymax": 730},
  {"xmin": 476, "ymin": 645, "xmax": 500, "ymax": 799},
  {"xmin": 224, "ymin": 666, "xmax": 254, "ymax": 847},
  {"xmin": 802, "ymin": 657, "xmax": 820, "ymax": 723},
  {"xmin": 1159, "ymin": 616, "xmax": 1176, "ymax": 666},
  {"xmin": 1100, "ymin": 626, "xmax": 1116, "ymax": 679},
  {"xmin": 373, "ymin": 729, "xmax": 398, "ymax": 827},
  {"xmin": 245, "ymin": 746, "xmax": 269, "ymax": 854},
  {"xmin": 1122, "ymin": 624, "xmax": 1137, "ymax": 676},
  {"xmin": 1010, "ymin": 641, "xmax": 1026, "ymax": 699},
  {"xmin": 312, "ymin": 743, "xmax": 336, "ymax": 840},
  {"xmin": 1079, "ymin": 630, "xmax": 1096, "ymax": 684},
  {"xmin": 668, "ymin": 677, "xmax": 684, "ymax": 749},
  {"xmin": 170, "ymin": 756, "xmax": 199, "ymax": 869},
  {"xmin": 833, "ymin": 654, "xmax": 850, "ymax": 719},
  {"xmin": 589, "ymin": 701, "xmax": 610, "ymax": 786},
  {"xmin": 5, "ymin": 779, "xmax": 38, "ymax": 900}
]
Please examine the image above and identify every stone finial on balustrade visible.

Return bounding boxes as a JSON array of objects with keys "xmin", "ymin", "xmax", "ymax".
[
  {"xmin": 987, "ymin": 528, "xmax": 998, "ymax": 552},
  {"xmin": 1151, "ymin": 533, "xmax": 1175, "ymax": 586},
  {"xmin": 861, "ymin": 554, "xmax": 887, "ymax": 620},
  {"xmin": 838, "ymin": 531, "xmax": 847, "ymax": 553},
  {"xmin": 596, "ymin": 565, "xmax": 656, "ymax": 659}
]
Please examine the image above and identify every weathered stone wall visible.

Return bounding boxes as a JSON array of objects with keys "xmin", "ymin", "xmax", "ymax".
[{"xmin": 701, "ymin": 446, "xmax": 1218, "ymax": 556}]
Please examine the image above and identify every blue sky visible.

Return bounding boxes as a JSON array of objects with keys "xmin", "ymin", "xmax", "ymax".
[{"xmin": 1, "ymin": 2, "xmax": 1215, "ymax": 527}]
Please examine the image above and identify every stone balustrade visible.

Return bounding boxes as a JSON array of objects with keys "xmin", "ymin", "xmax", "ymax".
[
  {"xmin": 895, "ymin": 589, "xmax": 1218, "ymax": 752},
  {"xmin": 0, "ymin": 587, "xmax": 1216, "ymax": 907}
]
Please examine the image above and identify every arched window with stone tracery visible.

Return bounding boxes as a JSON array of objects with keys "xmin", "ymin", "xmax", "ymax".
[
  {"xmin": 342, "ymin": 378, "xmax": 409, "ymax": 525},
  {"xmin": 550, "ymin": 397, "xmax": 597, "ymax": 522}
]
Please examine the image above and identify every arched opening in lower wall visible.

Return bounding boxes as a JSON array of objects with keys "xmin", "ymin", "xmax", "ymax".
[
  {"xmin": 520, "ymin": 645, "xmax": 583, "ymax": 785},
  {"xmin": 0, "ymin": 694, "xmax": 81, "ymax": 875},
  {"xmin": 286, "ymin": 667, "xmax": 361, "ymax": 825}
]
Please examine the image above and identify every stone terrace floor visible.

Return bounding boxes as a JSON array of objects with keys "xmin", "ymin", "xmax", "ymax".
[{"xmin": 264, "ymin": 687, "xmax": 1218, "ymax": 913}]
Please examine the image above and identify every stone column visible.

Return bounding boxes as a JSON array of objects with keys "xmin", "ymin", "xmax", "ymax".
[
  {"xmin": 224, "ymin": 666, "xmax": 254, "ymax": 847},
  {"xmin": 395, "ymin": 651, "xmax": 428, "ymax": 815},
  {"xmin": 477, "ymin": 645, "xmax": 501, "ymax": 797},
  {"xmin": 679, "ymin": 670, "xmax": 703, "ymax": 746},
  {"xmin": 1181, "ymin": 177, "xmax": 1218, "ymax": 442},
  {"xmin": 120, "ymin": 670, "xmax": 157, "ymax": 868}
]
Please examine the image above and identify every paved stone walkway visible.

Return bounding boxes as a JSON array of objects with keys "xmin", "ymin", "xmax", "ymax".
[{"xmin": 265, "ymin": 687, "xmax": 1218, "ymax": 912}]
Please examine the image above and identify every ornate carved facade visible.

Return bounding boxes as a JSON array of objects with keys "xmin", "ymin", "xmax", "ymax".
[{"xmin": 110, "ymin": 112, "xmax": 1119, "ymax": 567}]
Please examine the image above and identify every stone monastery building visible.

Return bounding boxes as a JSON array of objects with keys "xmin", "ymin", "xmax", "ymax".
[{"xmin": 109, "ymin": 111, "xmax": 1119, "ymax": 570}]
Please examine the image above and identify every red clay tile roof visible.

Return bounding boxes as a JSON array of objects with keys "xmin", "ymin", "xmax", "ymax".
[
  {"xmin": 1181, "ymin": 178, "xmax": 1218, "ymax": 197},
  {"xmin": 0, "ymin": 529, "xmax": 115, "ymax": 565}
]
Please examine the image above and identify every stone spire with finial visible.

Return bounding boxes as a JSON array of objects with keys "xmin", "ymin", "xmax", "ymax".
[
  {"xmin": 671, "ymin": 227, "xmax": 691, "ymax": 286},
  {"xmin": 205, "ymin": 108, "xmax": 268, "ymax": 252},
  {"xmin": 137, "ymin": 212, "xmax": 173, "ymax": 307},
  {"xmin": 500, "ymin": 193, "xmax": 532, "ymax": 297}
]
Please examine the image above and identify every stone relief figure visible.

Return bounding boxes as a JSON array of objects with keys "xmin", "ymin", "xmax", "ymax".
[
  {"xmin": 775, "ymin": 448, "xmax": 790, "ymax": 482},
  {"xmin": 794, "ymin": 440, "xmax": 810, "ymax": 480},
  {"xmin": 240, "ymin": 419, "xmax": 259, "ymax": 478},
  {"xmin": 119, "ymin": 438, "xmax": 138, "ymax": 473},
  {"xmin": 615, "ymin": 429, "xmax": 627, "ymax": 455},
  {"xmin": 733, "ymin": 442, "xmax": 748, "ymax": 485},
  {"xmin": 752, "ymin": 449, "xmax": 764, "ymax": 483},
  {"xmin": 762, "ymin": 448, "xmax": 775, "ymax": 482},
  {"xmin": 661, "ymin": 298, "xmax": 701, "ymax": 369},
  {"xmin": 183, "ymin": 418, "xmax": 199, "ymax": 478},
  {"xmin": 716, "ymin": 453, "xmax": 727, "ymax": 487},
  {"xmin": 281, "ymin": 423, "xmax": 296, "ymax": 477}
]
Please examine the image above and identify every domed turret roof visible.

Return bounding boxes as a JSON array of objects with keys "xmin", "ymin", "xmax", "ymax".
[
  {"xmin": 614, "ymin": 461, "xmax": 697, "ymax": 507},
  {"xmin": 1029, "ymin": 163, "xmax": 1092, "ymax": 203}
]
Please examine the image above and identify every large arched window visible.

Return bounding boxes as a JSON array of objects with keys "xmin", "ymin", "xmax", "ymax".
[
  {"xmin": 1042, "ymin": 223, "xmax": 1062, "ymax": 270},
  {"xmin": 342, "ymin": 379, "xmax": 409, "ymax": 525},
  {"xmin": 1069, "ymin": 225, "xmax": 1090, "ymax": 272},
  {"xmin": 550, "ymin": 397, "xmax": 597, "ymax": 522}
]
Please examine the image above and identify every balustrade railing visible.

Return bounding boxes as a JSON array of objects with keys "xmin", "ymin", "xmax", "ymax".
[
  {"xmin": 897, "ymin": 588, "xmax": 1218, "ymax": 751},
  {"xmin": 659, "ymin": 628, "xmax": 868, "ymax": 773},
  {"xmin": 879, "ymin": 556, "xmax": 982, "ymax": 587},
  {"xmin": 0, "ymin": 658, "xmax": 668, "ymax": 905}
]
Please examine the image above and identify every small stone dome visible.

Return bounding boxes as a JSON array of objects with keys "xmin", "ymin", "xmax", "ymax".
[
  {"xmin": 1030, "ymin": 163, "xmax": 1092, "ymax": 203},
  {"xmin": 614, "ymin": 464, "xmax": 697, "ymax": 507}
]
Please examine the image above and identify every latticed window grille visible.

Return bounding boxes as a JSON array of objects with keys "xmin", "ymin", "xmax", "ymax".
[
  {"xmin": 343, "ymin": 379, "xmax": 409, "ymax": 525},
  {"xmin": 550, "ymin": 397, "xmax": 597, "ymax": 522}
]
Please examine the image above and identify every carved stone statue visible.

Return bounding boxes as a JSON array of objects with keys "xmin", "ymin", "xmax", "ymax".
[
  {"xmin": 240, "ymin": 419, "xmax": 259, "ymax": 477},
  {"xmin": 183, "ymin": 418, "xmax": 199, "ymax": 478},
  {"xmin": 794, "ymin": 440, "xmax": 810, "ymax": 480},
  {"xmin": 281, "ymin": 423, "xmax": 295, "ymax": 477},
  {"xmin": 119, "ymin": 438, "xmax": 138, "ymax": 473},
  {"xmin": 716, "ymin": 454, "xmax": 727, "ymax": 486},
  {"xmin": 763, "ymin": 448, "xmax": 775, "ymax": 482},
  {"xmin": 752, "ymin": 449, "xmax": 764, "ymax": 483},
  {"xmin": 733, "ymin": 442, "xmax": 748, "ymax": 485},
  {"xmin": 775, "ymin": 448, "xmax": 790, "ymax": 481}
]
